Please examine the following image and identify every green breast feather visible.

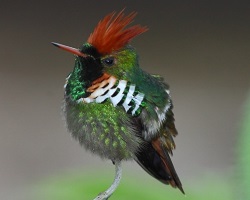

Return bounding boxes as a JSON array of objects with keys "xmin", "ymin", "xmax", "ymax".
[{"xmin": 64, "ymin": 97, "xmax": 142, "ymax": 160}]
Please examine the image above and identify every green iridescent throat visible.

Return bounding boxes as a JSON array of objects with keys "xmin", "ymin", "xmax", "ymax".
[{"xmin": 65, "ymin": 59, "xmax": 86, "ymax": 101}]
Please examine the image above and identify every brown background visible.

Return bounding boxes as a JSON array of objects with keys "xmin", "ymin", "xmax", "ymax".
[{"xmin": 1, "ymin": 1, "xmax": 249, "ymax": 199}]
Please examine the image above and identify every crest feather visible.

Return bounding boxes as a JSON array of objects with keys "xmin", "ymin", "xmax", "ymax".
[{"xmin": 87, "ymin": 10, "xmax": 148, "ymax": 55}]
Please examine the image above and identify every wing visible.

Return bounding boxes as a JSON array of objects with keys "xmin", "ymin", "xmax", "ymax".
[
  {"xmin": 134, "ymin": 73, "xmax": 184, "ymax": 193},
  {"xmin": 135, "ymin": 108, "xmax": 184, "ymax": 194}
]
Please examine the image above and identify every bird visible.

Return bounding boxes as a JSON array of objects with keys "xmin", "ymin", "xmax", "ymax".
[{"xmin": 52, "ymin": 10, "xmax": 184, "ymax": 200}]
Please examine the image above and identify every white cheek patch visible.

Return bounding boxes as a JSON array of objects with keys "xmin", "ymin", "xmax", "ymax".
[
  {"xmin": 88, "ymin": 76, "xmax": 117, "ymax": 99},
  {"xmin": 109, "ymin": 80, "xmax": 126, "ymax": 106},
  {"xmin": 78, "ymin": 76, "xmax": 145, "ymax": 116},
  {"xmin": 131, "ymin": 92, "xmax": 144, "ymax": 116},
  {"xmin": 122, "ymin": 85, "xmax": 135, "ymax": 112}
]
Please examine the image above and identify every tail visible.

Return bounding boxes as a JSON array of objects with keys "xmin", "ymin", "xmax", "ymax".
[{"xmin": 135, "ymin": 138, "xmax": 184, "ymax": 194}]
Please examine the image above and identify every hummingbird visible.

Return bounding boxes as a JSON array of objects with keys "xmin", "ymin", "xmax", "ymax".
[{"xmin": 52, "ymin": 10, "xmax": 184, "ymax": 199}]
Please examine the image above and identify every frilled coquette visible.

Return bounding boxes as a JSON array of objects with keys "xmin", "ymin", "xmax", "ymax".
[{"xmin": 53, "ymin": 10, "xmax": 184, "ymax": 197}]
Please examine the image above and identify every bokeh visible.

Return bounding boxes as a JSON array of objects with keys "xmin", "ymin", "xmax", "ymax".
[{"xmin": 1, "ymin": 1, "xmax": 249, "ymax": 199}]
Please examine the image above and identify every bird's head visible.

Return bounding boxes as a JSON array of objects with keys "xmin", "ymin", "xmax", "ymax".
[{"xmin": 53, "ymin": 10, "xmax": 147, "ymax": 102}]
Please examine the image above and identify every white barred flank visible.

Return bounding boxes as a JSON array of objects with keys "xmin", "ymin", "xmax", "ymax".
[
  {"xmin": 155, "ymin": 90, "xmax": 172, "ymax": 123},
  {"xmin": 142, "ymin": 89, "xmax": 172, "ymax": 140},
  {"xmin": 155, "ymin": 99, "xmax": 171, "ymax": 123}
]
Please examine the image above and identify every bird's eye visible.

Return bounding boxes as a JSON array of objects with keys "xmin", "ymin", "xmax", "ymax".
[{"xmin": 103, "ymin": 57, "xmax": 115, "ymax": 66}]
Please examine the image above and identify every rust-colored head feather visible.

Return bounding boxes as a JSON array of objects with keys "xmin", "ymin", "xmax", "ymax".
[{"xmin": 87, "ymin": 10, "xmax": 148, "ymax": 55}]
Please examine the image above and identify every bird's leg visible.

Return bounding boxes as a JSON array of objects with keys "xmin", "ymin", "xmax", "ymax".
[{"xmin": 93, "ymin": 160, "xmax": 122, "ymax": 200}]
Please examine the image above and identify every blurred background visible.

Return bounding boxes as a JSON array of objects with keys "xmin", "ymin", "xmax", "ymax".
[{"xmin": 1, "ymin": 1, "xmax": 249, "ymax": 199}]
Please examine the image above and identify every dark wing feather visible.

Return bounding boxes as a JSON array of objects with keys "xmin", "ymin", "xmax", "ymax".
[
  {"xmin": 135, "ymin": 141, "xmax": 173, "ymax": 183},
  {"xmin": 133, "ymin": 72, "xmax": 183, "ymax": 193},
  {"xmin": 135, "ymin": 138, "xmax": 184, "ymax": 194},
  {"xmin": 152, "ymin": 138, "xmax": 184, "ymax": 194},
  {"xmin": 135, "ymin": 105, "xmax": 184, "ymax": 194}
]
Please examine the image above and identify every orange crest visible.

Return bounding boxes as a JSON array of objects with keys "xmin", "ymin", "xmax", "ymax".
[{"xmin": 87, "ymin": 10, "xmax": 148, "ymax": 55}]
